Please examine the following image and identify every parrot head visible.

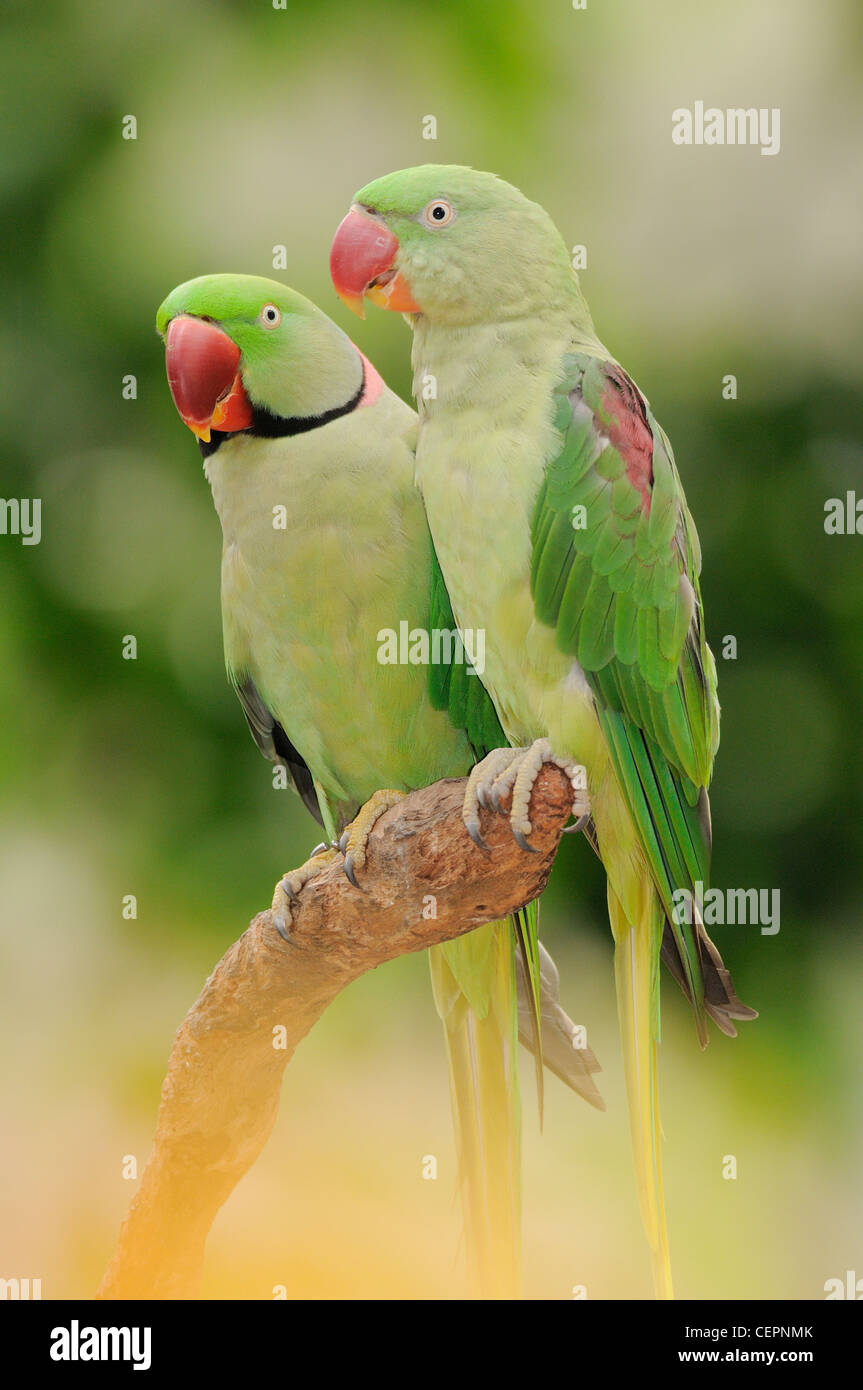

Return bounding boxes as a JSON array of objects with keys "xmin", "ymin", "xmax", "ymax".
[
  {"xmin": 329, "ymin": 164, "xmax": 577, "ymax": 327},
  {"xmin": 156, "ymin": 273, "xmax": 366, "ymax": 445}
]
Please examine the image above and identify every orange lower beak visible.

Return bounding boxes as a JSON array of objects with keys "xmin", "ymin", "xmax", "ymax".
[
  {"xmin": 329, "ymin": 205, "xmax": 420, "ymax": 318},
  {"xmin": 164, "ymin": 316, "xmax": 252, "ymax": 442}
]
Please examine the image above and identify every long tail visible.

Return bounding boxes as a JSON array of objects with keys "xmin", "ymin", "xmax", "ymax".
[
  {"xmin": 607, "ymin": 885, "xmax": 674, "ymax": 1300},
  {"xmin": 429, "ymin": 920, "xmax": 521, "ymax": 1299}
]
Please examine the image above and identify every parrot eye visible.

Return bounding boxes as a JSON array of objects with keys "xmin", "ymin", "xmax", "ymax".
[
  {"xmin": 422, "ymin": 198, "xmax": 455, "ymax": 228},
  {"xmin": 259, "ymin": 303, "xmax": 281, "ymax": 328}
]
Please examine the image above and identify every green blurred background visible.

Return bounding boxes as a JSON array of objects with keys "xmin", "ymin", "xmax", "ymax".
[{"xmin": 1, "ymin": 0, "xmax": 861, "ymax": 1300}]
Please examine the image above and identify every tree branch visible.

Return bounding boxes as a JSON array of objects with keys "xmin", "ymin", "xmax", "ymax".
[{"xmin": 97, "ymin": 765, "xmax": 574, "ymax": 1300}]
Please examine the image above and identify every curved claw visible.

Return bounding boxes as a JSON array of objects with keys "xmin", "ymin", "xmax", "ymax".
[
  {"xmin": 273, "ymin": 914, "xmax": 292, "ymax": 944},
  {"xmin": 512, "ymin": 827, "xmax": 538, "ymax": 854},
  {"xmin": 465, "ymin": 820, "xmax": 491, "ymax": 852},
  {"xmin": 280, "ymin": 876, "xmax": 299, "ymax": 907},
  {"xmin": 562, "ymin": 811, "xmax": 592, "ymax": 836},
  {"xmin": 344, "ymin": 853, "xmax": 360, "ymax": 888},
  {"xmin": 338, "ymin": 829, "xmax": 349, "ymax": 855}
]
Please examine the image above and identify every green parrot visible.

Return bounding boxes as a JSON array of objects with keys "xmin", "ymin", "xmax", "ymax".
[
  {"xmin": 330, "ymin": 166, "xmax": 757, "ymax": 1298},
  {"xmin": 155, "ymin": 272, "xmax": 603, "ymax": 1299}
]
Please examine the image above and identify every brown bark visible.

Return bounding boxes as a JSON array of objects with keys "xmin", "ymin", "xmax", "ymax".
[{"xmin": 97, "ymin": 765, "xmax": 574, "ymax": 1300}]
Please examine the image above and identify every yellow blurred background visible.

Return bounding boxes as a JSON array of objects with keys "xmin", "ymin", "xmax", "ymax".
[{"xmin": 1, "ymin": 0, "xmax": 862, "ymax": 1299}]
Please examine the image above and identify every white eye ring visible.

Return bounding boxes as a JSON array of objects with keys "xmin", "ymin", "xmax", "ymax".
[
  {"xmin": 423, "ymin": 198, "xmax": 455, "ymax": 228},
  {"xmin": 260, "ymin": 303, "xmax": 281, "ymax": 328}
]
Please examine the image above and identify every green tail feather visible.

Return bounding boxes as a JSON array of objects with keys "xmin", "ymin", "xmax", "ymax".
[
  {"xmin": 429, "ymin": 921, "xmax": 521, "ymax": 1298},
  {"xmin": 597, "ymin": 704, "xmax": 708, "ymax": 1041},
  {"xmin": 608, "ymin": 886, "xmax": 674, "ymax": 1299},
  {"xmin": 513, "ymin": 899, "xmax": 544, "ymax": 1122}
]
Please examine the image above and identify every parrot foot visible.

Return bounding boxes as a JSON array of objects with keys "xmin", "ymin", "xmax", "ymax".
[
  {"xmin": 272, "ymin": 845, "xmax": 342, "ymax": 941},
  {"xmin": 463, "ymin": 739, "xmax": 589, "ymax": 852},
  {"xmin": 338, "ymin": 788, "xmax": 406, "ymax": 887}
]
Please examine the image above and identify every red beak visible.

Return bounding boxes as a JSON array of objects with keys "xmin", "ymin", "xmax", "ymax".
[
  {"xmin": 329, "ymin": 205, "xmax": 420, "ymax": 318},
  {"xmin": 164, "ymin": 316, "xmax": 252, "ymax": 442}
]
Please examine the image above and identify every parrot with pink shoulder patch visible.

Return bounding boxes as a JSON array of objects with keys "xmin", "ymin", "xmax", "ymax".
[{"xmin": 330, "ymin": 165, "xmax": 757, "ymax": 1298}]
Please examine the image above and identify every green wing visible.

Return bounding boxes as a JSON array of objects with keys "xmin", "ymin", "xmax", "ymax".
[
  {"xmin": 428, "ymin": 536, "xmax": 544, "ymax": 1088},
  {"xmin": 531, "ymin": 352, "xmax": 721, "ymax": 1032},
  {"xmin": 428, "ymin": 536, "xmax": 507, "ymax": 758}
]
